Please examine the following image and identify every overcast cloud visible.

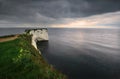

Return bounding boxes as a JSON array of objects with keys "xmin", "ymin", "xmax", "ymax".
[{"xmin": 0, "ymin": 0, "xmax": 120, "ymax": 28}]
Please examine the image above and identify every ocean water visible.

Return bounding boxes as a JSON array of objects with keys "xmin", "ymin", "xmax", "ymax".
[
  {"xmin": 37, "ymin": 28, "xmax": 120, "ymax": 79},
  {"xmin": 0, "ymin": 28, "xmax": 120, "ymax": 79},
  {"xmin": 0, "ymin": 28, "xmax": 25, "ymax": 36}
]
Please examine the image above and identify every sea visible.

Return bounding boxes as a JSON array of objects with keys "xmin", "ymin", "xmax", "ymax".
[{"xmin": 0, "ymin": 28, "xmax": 120, "ymax": 79}]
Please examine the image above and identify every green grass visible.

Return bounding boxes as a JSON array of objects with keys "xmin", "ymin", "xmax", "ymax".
[{"xmin": 0, "ymin": 34, "xmax": 67, "ymax": 79}]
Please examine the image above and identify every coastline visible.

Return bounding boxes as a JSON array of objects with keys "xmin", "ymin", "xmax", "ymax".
[
  {"xmin": 0, "ymin": 34, "xmax": 67, "ymax": 79},
  {"xmin": 0, "ymin": 35, "xmax": 19, "ymax": 42}
]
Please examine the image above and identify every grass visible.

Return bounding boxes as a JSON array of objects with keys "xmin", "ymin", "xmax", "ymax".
[{"xmin": 0, "ymin": 34, "xmax": 67, "ymax": 79}]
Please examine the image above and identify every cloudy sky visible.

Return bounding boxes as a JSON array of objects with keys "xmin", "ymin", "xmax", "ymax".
[{"xmin": 0, "ymin": 0, "xmax": 120, "ymax": 28}]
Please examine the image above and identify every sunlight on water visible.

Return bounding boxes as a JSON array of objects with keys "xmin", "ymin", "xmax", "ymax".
[
  {"xmin": 37, "ymin": 28, "xmax": 120, "ymax": 79},
  {"xmin": 0, "ymin": 28, "xmax": 120, "ymax": 79}
]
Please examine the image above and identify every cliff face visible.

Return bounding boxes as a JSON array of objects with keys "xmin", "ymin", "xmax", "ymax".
[
  {"xmin": 26, "ymin": 28, "xmax": 49, "ymax": 50},
  {"xmin": 0, "ymin": 34, "xmax": 67, "ymax": 79}
]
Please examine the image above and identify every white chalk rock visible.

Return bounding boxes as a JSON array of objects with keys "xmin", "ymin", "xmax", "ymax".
[{"xmin": 26, "ymin": 29, "xmax": 49, "ymax": 51}]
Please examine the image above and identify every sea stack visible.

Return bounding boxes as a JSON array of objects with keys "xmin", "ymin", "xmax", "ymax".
[{"xmin": 25, "ymin": 28, "xmax": 49, "ymax": 51}]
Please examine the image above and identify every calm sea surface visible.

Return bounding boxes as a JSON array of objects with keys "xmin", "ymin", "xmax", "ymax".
[{"xmin": 0, "ymin": 28, "xmax": 120, "ymax": 79}]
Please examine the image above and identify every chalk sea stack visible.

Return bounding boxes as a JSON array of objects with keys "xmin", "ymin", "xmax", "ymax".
[{"xmin": 25, "ymin": 28, "xmax": 49, "ymax": 50}]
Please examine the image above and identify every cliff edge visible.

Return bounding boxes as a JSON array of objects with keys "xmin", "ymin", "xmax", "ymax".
[
  {"xmin": 25, "ymin": 28, "xmax": 49, "ymax": 52},
  {"xmin": 0, "ymin": 34, "xmax": 67, "ymax": 79}
]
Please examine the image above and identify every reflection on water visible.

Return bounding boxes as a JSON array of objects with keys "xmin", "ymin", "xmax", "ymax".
[
  {"xmin": 37, "ymin": 28, "xmax": 120, "ymax": 79},
  {"xmin": 0, "ymin": 28, "xmax": 119, "ymax": 79},
  {"xmin": 37, "ymin": 41, "xmax": 49, "ymax": 54}
]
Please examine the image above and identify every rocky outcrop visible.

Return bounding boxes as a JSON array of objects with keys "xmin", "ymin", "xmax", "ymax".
[{"xmin": 25, "ymin": 28, "xmax": 49, "ymax": 53}]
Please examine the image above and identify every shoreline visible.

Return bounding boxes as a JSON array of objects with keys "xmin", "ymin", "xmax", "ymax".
[
  {"xmin": 0, "ymin": 34, "xmax": 67, "ymax": 79},
  {"xmin": 0, "ymin": 34, "xmax": 19, "ymax": 42}
]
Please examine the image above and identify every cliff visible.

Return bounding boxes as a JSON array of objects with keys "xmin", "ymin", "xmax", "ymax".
[
  {"xmin": 25, "ymin": 28, "xmax": 49, "ymax": 52},
  {"xmin": 0, "ymin": 34, "xmax": 67, "ymax": 79}
]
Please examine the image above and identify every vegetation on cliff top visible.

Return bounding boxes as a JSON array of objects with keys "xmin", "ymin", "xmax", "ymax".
[{"xmin": 0, "ymin": 34, "xmax": 67, "ymax": 79}]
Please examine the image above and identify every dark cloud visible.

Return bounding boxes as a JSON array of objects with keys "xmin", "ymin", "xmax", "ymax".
[
  {"xmin": 69, "ymin": 0, "xmax": 120, "ymax": 17},
  {"xmin": 0, "ymin": 0, "xmax": 120, "ymax": 25}
]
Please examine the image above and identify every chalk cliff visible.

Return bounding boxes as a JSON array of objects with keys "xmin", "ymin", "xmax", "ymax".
[{"xmin": 25, "ymin": 28, "xmax": 49, "ymax": 52}]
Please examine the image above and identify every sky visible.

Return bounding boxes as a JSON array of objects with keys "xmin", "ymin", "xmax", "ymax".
[{"xmin": 0, "ymin": 0, "xmax": 120, "ymax": 28}]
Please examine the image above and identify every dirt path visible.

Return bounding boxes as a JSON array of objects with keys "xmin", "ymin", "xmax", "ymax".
[{"xmin": 0, "ymin": 35, "xmax": 19, "ymax": 42}]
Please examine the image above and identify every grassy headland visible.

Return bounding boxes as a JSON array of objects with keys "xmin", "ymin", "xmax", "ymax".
[{"xmin": 0, "ymin": 34, "xmax": 67, "ymax": 79}]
